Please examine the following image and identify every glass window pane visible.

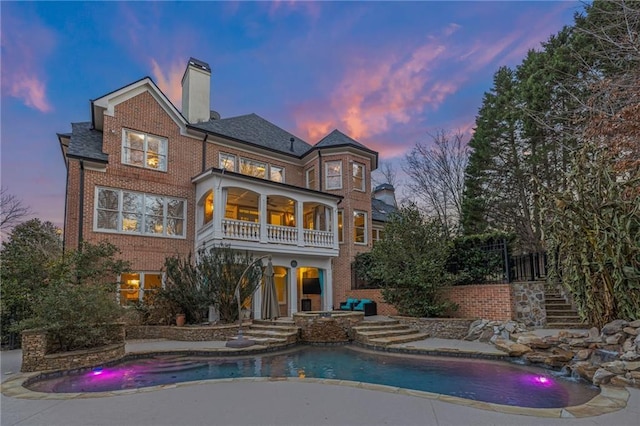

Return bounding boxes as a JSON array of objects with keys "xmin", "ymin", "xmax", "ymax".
[
  {"xmin": 166, "ymin": 218, "xmax": 184, "ymax": 236},
  {"xmin": 167, "ymin": 199, "xmax": 184, "ymax": 218},
  {"xmin": 122, "ymin": 192, "xmax": 142, "ymax": 213},
  {"xmin": 143, "ymin": 274, "xmax": 162, "ymax": 290},
  {"xmin": 146, "ymin": 215, "xmax": 164, "ymax": 234},
  {"xmin": 220, "ymin": 154, "xmax": 236, "ymax": 171},
  {"xmin": 120, "ymin": 273, "xmax": 140, "ymax": 306},
  {"xmin": 122, "ymin": 213, "xmax": 141, "ymax": 232},
  {"xmin": 126, "ymin": 131, "xmax": 144, "ymax": 150},
  {"xmin": 97, "ymin": 211, "xmax": 118, "ymax": 230},
  {"xmin": 98, "ymin": 189, "xmax": 119, "ymax": 210},
  {"xmin": 145, "ymin": 196, "xmax": 164, "ymax": 216},
  {"xmin": 270, "ymin": 166, "xmax": 284, "ymax": 183}
]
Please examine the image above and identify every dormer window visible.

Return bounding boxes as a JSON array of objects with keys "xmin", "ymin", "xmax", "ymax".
[{"xmin": 122, "ymin": 130, "xmax": 167, "ymax": 171}]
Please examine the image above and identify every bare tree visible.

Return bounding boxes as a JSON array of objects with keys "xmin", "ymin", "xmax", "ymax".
[
  {"xmin": 372, "ymin": 160, "xmax": 400, "ymax": 189},
  {"xmin": 403, "ymin": 130, "xmax": 469, "ymax": 233},
  {"xmin": 1, "ymin": 187, "xmax": 32, "ymax": 232}
]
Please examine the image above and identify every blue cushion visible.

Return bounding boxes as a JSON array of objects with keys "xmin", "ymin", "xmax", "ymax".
[
  {"xmin": 347, "ymin": 298, "xmax": 358, "ymax": 305},
  {"xmin": 360, "ymin": 299, "xmax": 371, "ymax": 304}
]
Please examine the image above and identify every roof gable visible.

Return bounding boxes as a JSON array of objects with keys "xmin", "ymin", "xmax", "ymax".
[{"xmin": 91, "ymin": 77, "xmax": 187, "ymax": 132}]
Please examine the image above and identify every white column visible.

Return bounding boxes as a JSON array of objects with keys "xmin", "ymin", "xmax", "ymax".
[
  {"xmin": 324, "ymin": 261, "xmax": 333, "ymax": 311},
  {"xmin": 332, "ymin": 205, "xmax": 339, "ymax": 250},
  {"xmin": 296, "ymin": 201, "xmax": 304, "ymax": 246},
  {"xmin": 212, "ymin": 181, "xmax": 225, "ymax": 240},
  {"xmin": 259, "ymin": 193, "xmax": 268, "ymax": 243},
  {"xmin": 253, "ymin": 279, "xmax": 263, "ymax": 320},
  {"xmin": 289, "ymin": 263, "xmax": 298, "ymax": 315}
]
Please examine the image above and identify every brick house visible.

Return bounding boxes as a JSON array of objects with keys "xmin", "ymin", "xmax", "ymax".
[{"xmin": 58, "ymin": 58, "xmax": 398, "ymax": 317}]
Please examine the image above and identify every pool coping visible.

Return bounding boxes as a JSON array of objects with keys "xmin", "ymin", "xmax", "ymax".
[{"xmin": 0, "ymin": 344, "xmax": 630, "ymax": 419}]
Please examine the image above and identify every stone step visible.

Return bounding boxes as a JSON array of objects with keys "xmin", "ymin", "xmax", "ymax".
[
  {"xmin": 236, "ymin": 336, "xmax": 289, "ymax": 346},
  {"xmin": 545, "ymin": 302, "xmax": 574, "ymax": 309},
  {"xmin": 365, "ymin": 332, "xmax": 430, "ymax": 346},
  {"xmin": 545, "ymin": 297, "xmax": 568, "ymax": 303},
  {"xmin": 546, "ymin": 322, "xmax": 587, "ymax": 329},
  {"xmin": 546, "ymin": 310, "xmax": 580, "ymax": 317},
  {"xmin": 356, "ymin": 328, "xmax": 420, "ymax": 342},
  {"xmin": 249, "ymin": 323, "xmax": 299, "ymax": 333},
  {"xmin": 352, "ymin": 324, "xmax": 407, "ymax": 333},
  {"xmin": 252, "ymin": 319, "xmax": 296, "ymax": 326},
  {"xmin": 359, "ymin": 319, "xmax": 400, "ymax": 327}
]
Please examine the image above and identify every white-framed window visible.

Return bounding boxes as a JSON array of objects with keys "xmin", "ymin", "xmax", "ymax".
[
  {"xmin": 306, "ymin": 168, "xmax": 316, "ymax": 190},
  {"xmin": 240, "ymin": 158, "xmax": 267, "ymax": 178},
  {"xmin": 372, "ymin": 227, "xmax": 384, "ymax": 244},
  {"xmin": 119, "ymin": 272, "xmax": 163, "ymax": 306},
  {"xmin": 201, "ymin": 191, "xmax": 213, "ymax": 226},
  {"xmin": 325, "ymin": 161, "xmax": 342, "ymax": 190},
  {"xmin": 353, "ymin": 210, "xmax": 367, "ymax": 244},
  {"xmin": 353, "ymin": 162, "xmax": 365, "ymax": 191},
  {"xmin": 95, "ymin": 187, "xmax": 186, "ymax": 238},
  {"xmin": 220, "ymin": 153, "xmax": 236, "ymax": 171},
  {"xmin": 337, "ymin": 209, "xmax": 344, "ymax": 243},
  {"xmin": 270, "ymin": 165, "xmax": 284, "ymax": 183},
  {"xmin": 122, "ymin": 129, "xmax": 167, "ymax": 171}
]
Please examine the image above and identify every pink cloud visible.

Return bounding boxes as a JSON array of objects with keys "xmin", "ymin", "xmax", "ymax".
[
  {"xmin": 150, "ymin": 58, "xmax": 185, "ymax": 108},
  {"xmin": 0, "ymin": 13, "xmax": 55, "ymax": 112}
]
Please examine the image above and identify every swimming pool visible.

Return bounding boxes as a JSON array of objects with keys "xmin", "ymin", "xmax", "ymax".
[{"xmin": 26, "ymin": 345, "xmax": 598, "ymax": 408}]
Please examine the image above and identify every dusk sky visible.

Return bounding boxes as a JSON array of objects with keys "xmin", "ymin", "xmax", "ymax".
[{"xmin": 1, "ymin": 1, "xmax": 583, "ymax": 229}]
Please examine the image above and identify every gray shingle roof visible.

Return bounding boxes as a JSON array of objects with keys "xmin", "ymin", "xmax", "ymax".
[
  {"xmin": 314, "ymin": 129, "xmax": 372, "ymax": 152},
  {"xmin": 371, "ymin": 198, "xmax": 397, "ymax": 222},
  {"xmin": 191, "ymin": 113, "xmax": 312, "ymax": 157},
  {"xmin": 67, "ymin": 122, "xmax": 107, "ymax": 162}
]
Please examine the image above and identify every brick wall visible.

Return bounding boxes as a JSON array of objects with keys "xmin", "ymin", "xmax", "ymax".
[{"xmin": 444, "ymin": 284, "xmax": 515, "ymax": 321}]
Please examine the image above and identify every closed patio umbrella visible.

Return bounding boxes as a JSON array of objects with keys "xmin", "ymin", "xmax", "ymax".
[{"xmin": 261, "ymin": 258, "xmax": 279, "ymax": 320}]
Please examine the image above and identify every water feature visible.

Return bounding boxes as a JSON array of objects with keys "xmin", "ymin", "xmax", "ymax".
[{"xmin": 26, "ymin": 346, "xmax": 599, "ymax": 408}]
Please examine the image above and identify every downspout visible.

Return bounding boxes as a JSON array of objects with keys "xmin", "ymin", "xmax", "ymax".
[
  {"xmin": 201, "ymin": 134, "xmax": 208, "ymax": 173},
  {"xmin": 62, "ymin": 160, "xmax": 70, "ymax": 254},
  {"xmin": 78, "ymin": 160, "xmax": 85, "ymax": 250},
  {"xmin": 318, "ymin": 150, "xmax": 322, "ymax": 191}
]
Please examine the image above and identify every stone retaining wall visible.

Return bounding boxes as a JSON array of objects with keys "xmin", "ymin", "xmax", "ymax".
[
  {"xmin": 512, "ymin": 281, "xmax": 546, "ymax": 326},
  {"xmin": 294, "ymin": 312, "xmax": 364, "ymax": 342},
  {"xmin": 392, "ymin": 317, "xmax": 474, "ymax": 339},
  {"xmin": 21, "ymin": 329, "xmax": 125, "ymax": 373},
  {"xmin": 126, "ymin": 324, "xmax": 240, "ymax": 341}
]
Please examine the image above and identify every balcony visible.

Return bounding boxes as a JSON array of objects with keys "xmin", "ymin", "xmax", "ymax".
[{"xmin": 194, "ymin": 169, "xmax": 340, "ymax": 256}]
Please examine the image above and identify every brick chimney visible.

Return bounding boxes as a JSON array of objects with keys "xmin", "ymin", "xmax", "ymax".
[{"xmin": 181, "ymin": 58, "xmax": 211, "ymax": 124}]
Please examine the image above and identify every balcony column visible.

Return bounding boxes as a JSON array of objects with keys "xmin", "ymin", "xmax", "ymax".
[
  {"xmin": 296, "ymin": 201, "xmax": 304, "ymax": 246},
  {"xmin": 212, "ymin": 182, "xmax": 225, "ymax": 240},
  {"xmin": 289, "ymin": 263, "xmax": 298, "ymax": 315},
  {"xmin": 259, "ymin": 193, "xmax": 268, "ymax": 243},
  {"xmin": 332, "ymin": 206, "xmax": 339, "ymax": 250}
]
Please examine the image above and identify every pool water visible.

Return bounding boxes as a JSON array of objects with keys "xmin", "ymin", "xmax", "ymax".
[{"xmin": 27, "ymin": 346, "xmax": 599, "ymax": 408}]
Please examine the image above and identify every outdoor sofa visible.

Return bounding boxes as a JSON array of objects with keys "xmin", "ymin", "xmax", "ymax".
[{"xmin": 339, "ymin": 298, "xmax": 377, "ymax": 316}]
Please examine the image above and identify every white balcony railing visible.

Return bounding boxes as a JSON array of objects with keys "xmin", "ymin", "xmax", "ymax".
[
  {"xmin": 267, "ymin": 224, "xmax": 298, "ymax": 245},
  {"xmin": 303, "ymin": 229, "xmax": 334, "ymax": 248},
  {"xmin": 222, "ymin": 219, "xmax": 260, "ymax": 241}
]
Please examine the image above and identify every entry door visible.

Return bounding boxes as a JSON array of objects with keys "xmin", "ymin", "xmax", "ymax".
[{"xmin": 274, "ymin": 266, "xmax": 288, "ymax": 317}]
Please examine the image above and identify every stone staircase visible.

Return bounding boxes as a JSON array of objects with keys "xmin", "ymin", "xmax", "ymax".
[
  {"xmin": 242, "ymin": 319, "xmax": 300, "ymax": 346},
  {"xmin": 353, "ymin": 318, "xmax": 428, "ymax": 347},
  {"xmin": 544, "ymin": 287, "xmax": 585, "ymax": 328}
]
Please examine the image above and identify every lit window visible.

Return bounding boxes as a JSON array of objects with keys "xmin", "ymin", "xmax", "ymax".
[
  {"xmin": 220, "ymin": 153, "xmax": 236, "ymax": 171},
  {"xmin": 306, "ymin": 168, "xmax": 316, "ymax": 190},
  {"xmin": 240, "ymin": 158, "xmax": 267, "ymax": 178},
  {"xmin": 203, "ymin": 192, "xmax": 213, "ymax": 225},
  {"xmin": 95, "ymin": 187, "xmax": 186, "ymax": 238},
  {"xmin": 270, "ymin": 165, "xmax": 284, "ymax": 183},
  {"xmin": 325, "ymin": 161, "xmax": 342, "ymax": 190},
  {"xmin": 119, "ymin": 272, "xmax": 163, "ymax": 306},
  {"xmin": 372, "ymin": 228, "xmax": 384, "ymax": 244},
  {"xmin": 353, "ymin": 211, "xmax": 367, "ymax": 244},
  {"xmin": 122, "ymin": 130, "xmax": 167, "ymax": 171},
  {"xmin": 353, "ymin": 162, "xmax": 365, "ymax": 191},
  {"xmin": 337, "ymin": 210, "xmax": 344, "ymax": 243}
]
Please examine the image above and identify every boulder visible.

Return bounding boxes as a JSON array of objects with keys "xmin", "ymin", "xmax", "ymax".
[
  {"xmin": 545, "ymin": 354, "xmax": 571, "ymax": 368},
  {"xmin": 601, "ymin": 360, "xmax": 626, "ymax": 375},
  {"xmin": 478, "ymin": 328, "xmax": 494, "ymax": 343},
  {"xmin": 622, "ymin": 338, "xmax": 636, "ymax": 353},
  {"xmin": 605, "ymin": 333, "xmax": 625, "ymax": 345},
  {"xmin": 623, "ymin": 360, "xmax": 640, "ymax": 371},
  {"xmin": 523, "ymin": 352, "xmax": 548, "ymax": 363},
  {"xmin": 508, "ymin": 343, "xmax": 533, "ymax": 357},
  {"xmin": 493, "ymin": 338, "xmax": 512, "ymax": 354},
  {"xmin": 593, "ymin": 368, "xmax": 616, "ymax": 385},
  {"xmin": 568, "ymin": 338, "xmax": 589, "ymax": 348},
  {"xmin": 574, "ymin": 349, "xmax": 593, "ymax": 361},
  {"xmin": 623, "ymin": 327, "xmax": 638, "ymax": 336},
  {"xmin": 621, "ymin": 351, "xmax": 640, "ymax": 361},
  {"xmin": 628, "ymin": 319, "xmax": 640, "ymax": 328},
  {"xmin": 572, "ymin": 362, "xmax": 598, "ymax": 381},
  {"xmin": 629, "ymin": 371, "xmax": 640, "ymax": 380},
  {"xmin": 609, "ymin": 375, "xmax": 634, "ymax": 387},
  {"xmin": 588, "ymin": 327, "xmax": 600, "ymax": 339},
  {"xmin": 601, "ymin": 319, "xmax": 629, "ymax": 336}
]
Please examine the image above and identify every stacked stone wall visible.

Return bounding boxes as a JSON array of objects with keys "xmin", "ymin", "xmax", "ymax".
[
  {"xmin": 511, "ymin": 281, "xmax": 546, "ymax": 326},
  {"xmin": 294, "ymin": 312, "xmax": 363, "ymax": 342},
  {"xmin": 392, "ymin": 317, "xmax": 474, "ymax": 339},
  {"xmin": 126, "ymin": 324, "xmax": 239, "ymax": 341}
]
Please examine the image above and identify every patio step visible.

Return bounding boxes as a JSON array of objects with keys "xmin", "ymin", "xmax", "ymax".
[
  {"xmin": 352, "ymin": 324, "xmax": 408, "ymax": 333},
  {"xmin": 366, "ymin": 332, "xmax": 430, "ymax": 346},
  {"xmin": 356, "ymin": 328, "xmax": 423, "ymax": 342},
  {"xmin": 241, "ymin": 321, "xmax": 300, "ymax": 345}
]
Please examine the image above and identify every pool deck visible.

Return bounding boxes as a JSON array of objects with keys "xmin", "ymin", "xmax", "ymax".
[{"xmin": 2, "ymin": 333, "xmax": 639, "ymax": 425}]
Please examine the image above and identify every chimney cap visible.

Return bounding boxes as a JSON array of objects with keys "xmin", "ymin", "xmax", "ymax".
[
  {"xmin": 188, "ymin": 57, "xmax": 211, "ymax": 73},
  {"xmin": 374, "ymin": 183, "xmax": 395, "ymax": 192}
]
